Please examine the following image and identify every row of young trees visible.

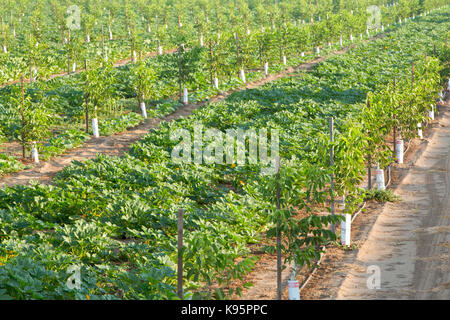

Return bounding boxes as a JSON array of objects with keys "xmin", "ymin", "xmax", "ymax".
[
  {"xmin": 1, "ymin": 1, "xmax": 447, "ymax": 161},
  {"xmin": 260, "ymin": 53, "xmax": 445, "ymax": 299},
  {"xmin": 0, "ymin": 0, "xmax": 447, "ymax": 83},
  {"xmin": 363, "ymin": 56, "xmax": 443, "ymax": 176}
]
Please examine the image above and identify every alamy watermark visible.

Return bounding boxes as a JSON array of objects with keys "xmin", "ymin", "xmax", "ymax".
[
  {"xmin": 66, "ymin": 265, "xmax": 81, "ymax": 290},
  {"xmin": 66, "ymin": 5, "xmax": 81, "ymax": 31},
  {"xmin": 170, "ymin": 124, "xmax": 279, "ymax": 175},
  {"xmin": 367, "ymin": 5, "xmax": 382, "ymax": 30},
  {"xmin": 366, "ymin": 265, "xmax": 381, "ymax": 289}
]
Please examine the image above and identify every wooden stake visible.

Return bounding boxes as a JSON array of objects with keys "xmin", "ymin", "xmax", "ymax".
[
  {"xmin": 209, "ymin": 39, "xmax": 213, "ymax": 86},
  {"xmin": 275, "ymin": 156, "xmax": 282, "ymax": 300},
  {"xmin": 393, "ymin": 77, "xmax": 397, "ymax": 158},
  {"xmin": 235, "ymin": 31, "xmax": 241, "ymax": 76},
  {"xmin": 29, "ymin": 65, "xmax": 33, "ymax": 83},
  {"xmin": 20, "ymin": 76, "xmax": 25, "ymax": 158},
  {"xmin": 177, "ymin": 208, "xmax": 184, "ymax": 299},
  {"xmin": 177, "ymin": 44, "xmax": 183, "ymax": 102},
  {"xmin": 101, "ymin": 26, "xmax": 105, "ymax": 58},
  {"xmin": 367, "ymin": 100, "xmax": 372, "ymax": 189},
  {"xmin": 84, "ymin": 60, "xmax": 89, "ymax": 133},
  {"xmin": 67, "ymin": 29, "xmax": 71, "ymax": 75},
  {"xmin": 329, "ymin": 117, "xmax": 335, "ymax": 233}
]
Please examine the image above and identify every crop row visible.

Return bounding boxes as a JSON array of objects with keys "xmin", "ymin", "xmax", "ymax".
[
  {"xmin": 0, "ymin": 1, "xmax": 441, "ymax": 178},
  {"xmin": 0, "ymin": 6, "xmax": 448, "ymax": 300},
  {"xmin": 0, "ymin": 0, "xmax": 439, "ymax": 82}
]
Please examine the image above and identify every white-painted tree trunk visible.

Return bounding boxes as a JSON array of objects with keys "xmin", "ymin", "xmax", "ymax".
[
  {"xmin": 396, "ymin": 138, "xmax": 404, "ymax": 164},
  {"xmin": 288, "ymin": 280, "xmax": 300, "ymax": 300},
  {"xmin": 183, "ymin": 87, "xmax": 188, "ymax": 104},
  {"xmin": 240, "ymin": 69, "xmax": 246, "ymax": 83},
  {"xmin": 429, "ymin": 105, "xmax": 435, "ymax": 120},
  {"xmin": 376, "ymin": 163, "xmax": 385, "ymax": 190},
  {"xmin": 340, "ymin": 193, "xmax": 351, "ymax": 246},
  {"xmin": 31, "ymin": 142, "xmax": 39, "ymax": 164},
  {"xmin": 140, "ymin": 102, "xmax": 147, "ymax": 119},
  {"xmin": 92, "ymin": 118, "xmax": 100, "ymax": 138}
]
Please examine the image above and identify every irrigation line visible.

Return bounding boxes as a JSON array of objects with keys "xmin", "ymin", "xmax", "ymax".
[
  {"xmin": 299, "ymin": 201, "xmax": 366, "ymax": 293},
  {"xmin": 386, "ymin": 165, "xmax": 392, "ymax": 188},
  {"xmin": 299, "ymin": 245, "xmax": 326, "ymax": 291}
]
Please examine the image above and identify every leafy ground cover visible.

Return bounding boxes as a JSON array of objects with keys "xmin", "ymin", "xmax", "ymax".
[{"xmin": 0, "ymin": 6, "xmax": 448, "ymax": 300}]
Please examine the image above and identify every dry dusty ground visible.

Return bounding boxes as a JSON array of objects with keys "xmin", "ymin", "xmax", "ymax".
[{"xmin": 299, "ymin": 95, "xmax": 450, "ymax": 300}]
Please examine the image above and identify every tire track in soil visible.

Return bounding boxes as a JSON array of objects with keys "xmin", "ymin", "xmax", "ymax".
[{"xmin": 1, "ymin": 39, "xmax": 369, "ymax": 189}]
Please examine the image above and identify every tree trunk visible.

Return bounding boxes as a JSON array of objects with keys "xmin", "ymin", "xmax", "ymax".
[
  {"xmin": 84, "ymin": 60, "xmax": 89, "ymax": 133},
  {"xmin": 209, "ymin": 40, "xmax": 213, "ymax": 85},
  {"xmin": 178, "ymin": 44, "xmax": 183, "ymax": 102},
  {"xmin": 21, "ymin": 77, "xmax": 25, "ymax": 158}
]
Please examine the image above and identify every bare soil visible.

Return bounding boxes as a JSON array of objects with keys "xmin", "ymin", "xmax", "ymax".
[{"xmin": 300, "ymin": 94, "xmax": 450, "ymax": 300}]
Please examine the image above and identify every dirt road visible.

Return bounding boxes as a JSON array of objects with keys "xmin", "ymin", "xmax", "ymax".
[{"xmin": 332, "ymin": 99, "xmax": 450, "ymax": 299}]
